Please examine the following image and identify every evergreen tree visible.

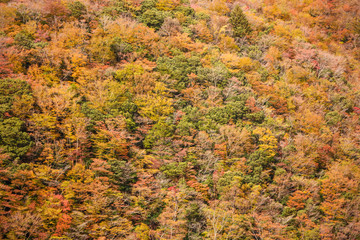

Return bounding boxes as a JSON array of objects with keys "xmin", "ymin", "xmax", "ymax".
[{"xmin": 229, "ymin": 5, "xmax": 251, "ymax": 38}]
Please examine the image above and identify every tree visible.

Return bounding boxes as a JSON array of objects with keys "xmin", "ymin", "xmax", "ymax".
[
  {"xmin": 0, "ymin": 79, "xmax": 33, "ymax": 164},
  {"xmin": 67, "ymin": 1, "xmax": 86, "ymax": 19},
  {"xmin": 156, "ymin": 187, "xmax": 187, "ymax": 239},
  {"xmin": 0, "ymin": 78, "xmax": 33, "ymax": 118},
  {"xmin": 229, "ymin": 5, "xmax": 251, "ymax": 38},
  {"xmin": 140, "ymin": 9, "xmax": 168, "ymax": 30},
  {"xmin": 0, "ymin": 118, "xmax": 32, "ymax": 164}
]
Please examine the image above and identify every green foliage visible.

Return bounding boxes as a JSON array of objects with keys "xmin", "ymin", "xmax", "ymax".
[
  {"xmin": 0, "ymin": 0, "xmax": 359, "ymax": 239},
  {"xmin": 245, "ymin": 149, "xmax": 275, "ymax": 184},
  {"xmin": 331, "ymin": 94, "xmax": 354, "ymax": 113},
  {"xmin": 81, "ymin": 102, "xmax": 105, "ymax": 122},
  {"xmin": 0, "ymin": 118, "xmax": 32, "ymax": 164},
  {"xmin": 157, "ymin": 54, "xmax": 202, "ymax": 89},
  {"xmin": 217, "ymin": 170, "xmax": 243, "ymax": 193},
  {"xmin": 197, "ymin": 65, "xmax": 229, "ymax": 87},
  {"xmin": 14, "ymin": 30, "xmax": 34, "ymax": 49},
  {"xmin": 247, "ymin": 111, "xmax": 265, "ymax": 123},
  {"xmin": 206, "ymin": 95, "xmax": 265, "ymax": 125},
  {"xmin": 302, "ymin": 228, "xmax": 321, "ymax": 240},
  {"xmin": 353, "ymin": 18, "xmax": 360, "ymax": 35},
  {"xmin": 160, "ymin": 162, "xmax": 188, "ymax": 179},
  {"xmin": 207, "ymin": 107, "xmax": 231, "ymax": 125},
  {"xmin": 140, "ymin": 9, "xmax": 169, "ymax": 30},
  {"xmin": 143, "ymin": 120, "xmax": 175, "ymax": 148},
  {"xmin": 118, "ymin": 99, "xmax": 138, "ymax": 131},
  {"xmin": 245, "ymin": 128, "xmax": 278, "ymax": 184},
  {"xmin": 174, "ymin": 5, "xmax": 195, "ymax": 17},
  {"xmin": 0, "ymin": 79, "xmax": 33, "ymax": 164},
  {"xmin": 109, "ymin": 159, "xmax": 137, "ymax": 192},
  {"xmin": 102, "ymin": 0, "xmax": 130, "ymax": 16},
  {"xmin": 185, "ymin": 202, "xmax": 207, "ymax": 238},
  {"xmin": 176, "ymin": 106, "xmax": 202, "ymax": 135},
  {"xmin": 0, "ymin": 78, "xmax": 32, "ymax": 117},
  {"xmin": 281, "ymin": 206, "xmax": 296, "ymax": 217},
  {"xmin": 247, "ymin": 45, "xmax": 263, "ymax": 60},
  {"xmin": 325, "ymin": 111, "xmax": 342, "ymax": 125},
  {"xmin": 68, "ymin": 1, "xmax": 86, "ymax": 18},
  {"xmin": 225, "ymin": 99, "xmax": 249, "ymax": 122},
  {"xmin": 110, "ymin": 37, "xmax": 133, "ymax": 62},
  {"xmin": 176, "ymin": 117, "xmax": 196, "ymax": 135},
  {"xmin": 140, "ymin": 0, "xmax": 157, "ymax": 13},
  {"xmin": 195, "ymin": 11, "xmax": 210, "ymax": 21},
  {"xmin": 229, "ymin": 5, "xmax": 252, "ymax": 38},
  {"xmin": 176, "ymin": 106, "xmax": 219, "ymax": 132}
]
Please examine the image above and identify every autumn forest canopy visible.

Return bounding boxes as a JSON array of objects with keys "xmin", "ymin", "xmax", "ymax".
[{"xmin": 0, "ymin": 0, "xmax": 360, "ymax": 239}]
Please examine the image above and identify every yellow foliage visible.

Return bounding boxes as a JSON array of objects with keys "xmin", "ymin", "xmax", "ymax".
[
  {"xmin": 135, "ymin": 82, "xmax": 174, "ymax": 121},
  {"xmin": 92, "ymin": 117, "xmax": 128, "ymax": 161},
  {"xmin": 209, "ymin": 0, "xmax": 230, "ymax": 15},
  {"xmin": 23, "ymin": 20, "xmax": 38, "ymax": 35},
  {"xmin": 115, "ymin": 63, "xmax": 145, "ymax": 82},
  {"xmin": 135, "ymin": 223, "xmax": 151, "ymax": 240},
  {"xmin": 265, "ymin": 46, "xmax": 281, "ymax": 64},
  {"xmin": 221, "ymin": 53, "xmax": 253, "ymax": 72},
  {"xmin": 168, "ymin": 33, "xmax": 204, "ymax": 53},
  {"xmin": 38, "ymin": 201, "xmax": 62, "ymax": 230},
  {"xmin": 292, "ymin": 28, "xmax": 305, "ymax": 40},
  {"xmin": 273, "ymin": 24, "xmax": 292, "ymax": 40},
  {"xmin": 295, "ymin": 108, "xmax": 324, "ymax": 134},
  {"xmin": 7, "ymin": 54, "xmax": 24, "ymax": 73},
  {"xmin": 63, "ymin": 116, "xmax": 89, "ymax": 146},
  {"xmin": 28, "ymin": 65, "xmax": 61, "ymax": 86},
  {"xmin": 56, "ymin": 22, "xmax": 87, "ymax": 49},
  {"xmin": 303, "ymin": 85, "xmax": 327, "ymax": 105},
  {"xmin": 253, "ymin": 127, "xmax": 278, "ymax": 158},
  {"xmin": 285, "ymin": 66, "xmax": 310, "ymax": 83},
  {"xmin": 201, "ymin": 48, "xmax": 221, "ymax": 68},
  {"xmin": 218, "ymin": 35, "xmax": 239, "ymax": 52},
  {"xmin": 245, "ymin": 11, "xmax": 266, "ymax": 29},
  {"xmin": 287, "ymin": 97, "xmax": 297, "ymax": 111},
  {"xmin": 156, "ymin": 0, "xmax": 180, "ymax": 11},
  {"xmin": 264, "ymin": 5, "xmax": 282, "ymax": 20},
  {"xmin": 12, "ymin": 94, "xmax": 34, "ymax": 118},
  {"xmin": 70, "ymin": 51, "xmax": 87, "ymax": 81},
  {"xmin": 66, "ymin": 163, "xmax": 94, "ymax": 183},
  {"xmin": 107, "ymin": 218, "xmax": 133, "ymax": 237},
  {"xmin": 237, "ymin": 57, "xmax": 253, "ymax": 71},
  {"xmin": 0, "ymin": 4, "xmax": 16, "ymax": 29},
  {"xmin": 107, "ymin": 18, "xmax": 159, "ymax": 48}
]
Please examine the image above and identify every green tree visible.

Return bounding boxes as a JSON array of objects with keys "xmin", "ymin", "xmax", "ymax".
[
  {"xmin": 110, "ymin": 37, "xmax": 133, "ymax": 62},
  {"xmin": 14, "ymin": 30, "xmax": 34, "ymax": 49},
  {"xmin": 0, "ymin": 78, "xmax": 33, "ymax": 117},
  {"xmin": 0, "ymin": 79, "xmax": 33, "ymax": 165},
  {"xmin": 140, "ymin": 9, "xmax": 168, "ymax": 30},
  {"xmin": 68, "ymin": 1, "xmax": 86, "ymax": 19},
  {"xmin": 229, "ymin": 5, "xmax": 251, "ymax": 38},
  {"xmin": 0, "ymin": 118, "xmax": 32, "ymax": 164},
  {"xmin": 156, "ymin": 53, "xmax": 202, "ymax": 90}
]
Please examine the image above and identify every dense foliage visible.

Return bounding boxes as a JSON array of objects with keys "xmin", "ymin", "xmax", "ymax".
[{"xmin": 0, "ymin": 0, "xmax": 359, "ymax": 239}]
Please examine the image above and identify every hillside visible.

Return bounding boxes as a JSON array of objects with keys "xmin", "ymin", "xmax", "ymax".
[{"xmin": 0, "ymin": 0, "xmax": 360, "ymax": 239}]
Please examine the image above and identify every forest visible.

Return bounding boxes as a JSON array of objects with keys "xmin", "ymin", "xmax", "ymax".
[{"xmin": 0, "ymin": 0, "xmax": 359, "ymax": 239}]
